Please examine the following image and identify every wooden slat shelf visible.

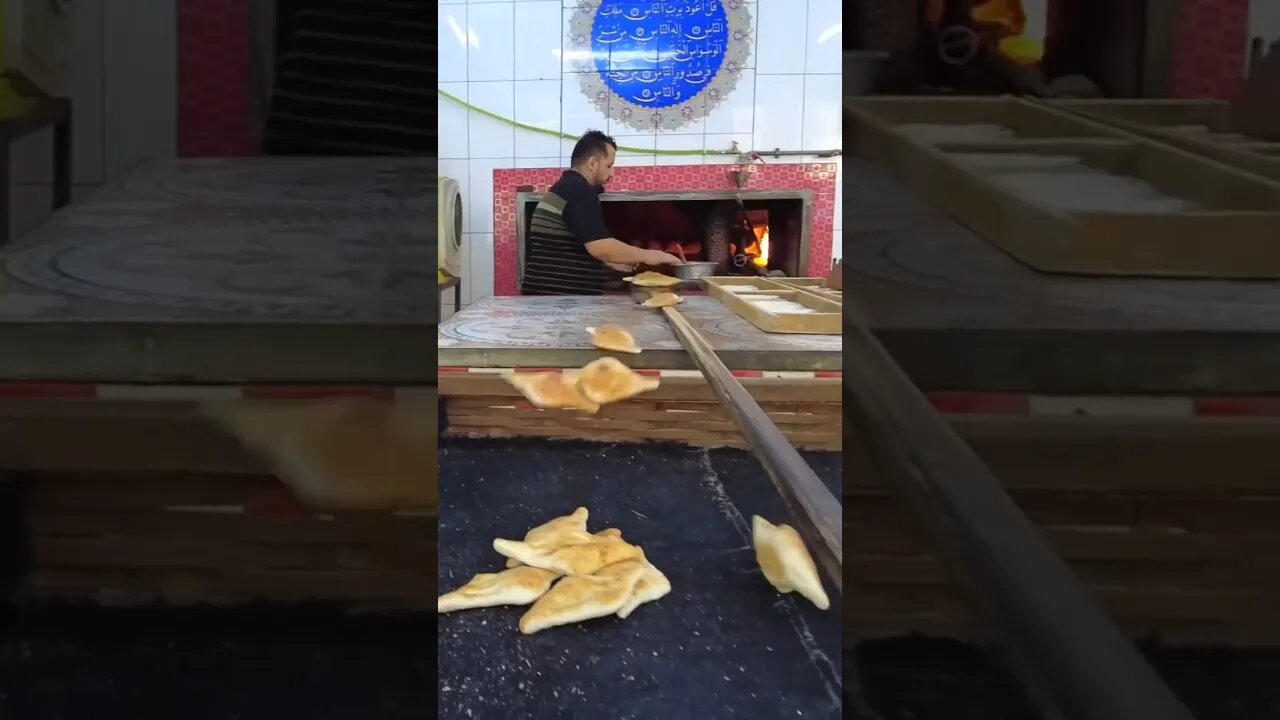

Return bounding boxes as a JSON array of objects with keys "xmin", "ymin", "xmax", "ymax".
[{"xmin": 846, "ymin": 95, "xmax": 1280, "ymax": 279}]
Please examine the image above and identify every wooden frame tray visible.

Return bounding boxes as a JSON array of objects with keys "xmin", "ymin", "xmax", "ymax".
[
  {"xmin": 702, "ymin": 277, "xmax": 841, "ymax": 334},
  {"xmin": 846, "ymin": 96, "xmax": 1280, "ymax": 279},
  {"xmin": 1048, "ymin": 98, "xmax": 1280, "ymax": 183},
  {"xmin": 769, "ymin": 277, "xmax": 842, "ymax": 304}
]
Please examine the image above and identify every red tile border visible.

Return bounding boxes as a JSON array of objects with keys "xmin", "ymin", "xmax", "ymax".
[
  {"xmin": 491, "ymin": 163, "xmax": 838, "ymax": 295},
  {"xmin": 1170, "ymin": 0, "xmax": 1249, "ymax": 99},
  {"xmin": 178, "ymin": 0, "xmax": 256, "ymax": 157}
]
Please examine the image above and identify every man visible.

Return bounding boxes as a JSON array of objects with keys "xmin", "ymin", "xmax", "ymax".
[
  {"xmin": 264, "ymin": 0, "xmax": 431, "ymax": 155},
  {"xmin": 521, "ymin": 131, "xmax": 681, "ymax": 296}
]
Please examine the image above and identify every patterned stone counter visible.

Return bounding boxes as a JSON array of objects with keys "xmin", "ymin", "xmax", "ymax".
[
  {"xmin": 438, "ymin": 296, "xmax": 843, "ymax": 450},
  {"xmin": 438, "ymin": 295, "xmax": 842, "ymax": 372},
  {"xmin": 0, "ymin": 158, "xmax": 432, "ymax": 384}
]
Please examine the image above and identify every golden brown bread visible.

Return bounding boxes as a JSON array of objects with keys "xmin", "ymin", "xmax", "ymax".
[
  {"xmin": 624, "ymin": 271, "xmax": 681, "ymax": 288},
  {"xmin": 202, "ymin": 399, "xmax": 434, "ymax": 511},
  {"xmin": 585, "ymin": 324, "xmax": 642, "ymax": 354},
  {"xmin": 437, "ymin": 566, "xmax": 558, "ymax": 613},
  {"xmin": 616, "ymin": 552, "xmax": 672, "ymax": 619},
  {"xmin": 575, "ymin": 357, "xmax": 660, "ymax": 405},
  {"xmin": 752, "ymin": 515, "xmax": 830, "ymax": 610},
  {"xmin": 504, "ymin": 371, "xmax": 600, "ymax": 413},
  {"xmin": 641, "ymin": 292, "xmax": 683, "ymax": 308},
  {"xmin": 493, "ymin": 534, "xmax": 643, "ymax": 576},
  {"xmin": 519, "ymin": 559, "xmax": 648, "ymax": 634},
  {"xmin": 504, "ymin": 508, "xmax": 594, "ymax": 568}
]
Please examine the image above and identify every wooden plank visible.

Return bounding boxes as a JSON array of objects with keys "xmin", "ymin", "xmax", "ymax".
[
  {"xmin": 0, "ymin": 415, "xmax": 265, "ymax": 473},
  {"xmin": 846, "ymin": 515, "xmax": 1280, "ymax": 563},
  {"xmin": 845, "ymin": 416, "xmax": 1280, "ymax": 494},
  {"xmin": 842, "ymin": 312, "xmax": 1192, "ymax": 720},
  {"xmin": 28, "ymin": 509, "xmax": 433, "ymax": 547},
  {"xmin": 847, "ymin": 95, "xmax": 1280, "ymax": 279},
  {"xmin": 846, "ymin": 490, "xmax": 1139, "ymax": 527},
  {"xmin": 438, "ymin": 373, "xmax": 843, "ymax": 402},
  {"xmin": 29, "ymin": 536, "xmax": 379, "ymax": 572},
  {"xmin": 445, "ymin": 422, "xmax": 841, "ymax": 451},
  {"xmin": 27, "ymin": 568, "xmax": 434, "ymax": 605},
  {"xmin": 702, "ymin": 278, "xmax": 841, "ymax": 334},
  {"xmin": 848, "ymin": 554, "xmax": 1280, "ymax": 590},
  {"xmin": 847, "ymin": 584, "xmax": 1280, "ymax": 623}
]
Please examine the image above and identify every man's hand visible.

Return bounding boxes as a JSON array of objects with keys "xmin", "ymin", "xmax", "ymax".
[
  {"xmin": 605, "ymin": 262, "xmax": 636, "ymax": 273},
  {"xmin": 643, "ymin": 250, "xmax": 682, "ymax": 265}
]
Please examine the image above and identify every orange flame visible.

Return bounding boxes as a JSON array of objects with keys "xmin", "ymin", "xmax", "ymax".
[{"xmin": 973, "ymin": 0, "xmax": 1047, "ymax": 66}]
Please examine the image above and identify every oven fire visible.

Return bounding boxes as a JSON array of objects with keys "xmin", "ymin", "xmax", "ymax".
[
  {"xmin": 970, "ymin": 0, "xmax": 1045, "ymax": 66},
  {"xmin": 735, "ymin": 220, "xmax": 770, "ymax": 269},
  {"xmin": 727, "ymin": 210, "xmax": 772, "ymax": 272}
]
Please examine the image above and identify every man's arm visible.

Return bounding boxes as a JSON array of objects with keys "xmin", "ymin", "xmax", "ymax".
[
  {"xmin": 563, "ymin": 188, "xmax": 681, "ymax": 267},
  {"xmin": 585, "ymin": 238, "xmax": 679, "ymax": 266}
]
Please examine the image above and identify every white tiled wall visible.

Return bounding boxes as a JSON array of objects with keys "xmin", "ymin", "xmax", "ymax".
[
  {"xmin": 1250, "ymin": 0, "xmax": 1280, "ymax": 67},
  {"xmin": 438, "ymin": 0, "xmax": 843, "ymax": 306},
  {"xmin": 6, "ymin": 0, "xmax": 177, "ymax": 242}
]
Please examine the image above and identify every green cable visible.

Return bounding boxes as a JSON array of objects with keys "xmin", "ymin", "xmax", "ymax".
[{"xmin": 437, "ymin": 87, "xmax": 734, "ymax": 157}]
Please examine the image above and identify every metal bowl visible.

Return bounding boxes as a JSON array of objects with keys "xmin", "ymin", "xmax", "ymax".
[{"xmin": 671, "ymin": 262, "xmax": 719, "ymax": 280}]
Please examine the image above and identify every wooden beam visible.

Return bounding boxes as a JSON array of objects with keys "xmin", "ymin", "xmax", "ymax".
[{"xmin": 840, "ymin": 290, "xmax": 1193, "ymax": 720}]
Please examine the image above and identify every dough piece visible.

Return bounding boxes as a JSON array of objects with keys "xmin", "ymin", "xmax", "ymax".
[
  {"xmin": 504, "ymin": 371, "xmax": 600, "ymax": 414},
  {"xmin": 576, "ymin": 357, "xmax": 660, "ymax": 405},
  {"xmin": 524, "ymin": 507, "xmax": 590, "ymax": 546},
  {"xmin": 201, "ymin": 399, "xmax": 434, "ymax": 511},
  {"xmin": 507, "ymin": 527, "xmax": 622, "ymax": 568},
  {"xmin": 752, "ymin": 515, "xmax": 830, "ymax": 610},
  {"xmin": 504, "ymin": 508, "xmax": 592, "ymax": 568},
  {"xmin": 617, "ymin": 553, "xmax": 672, "ymax": 619},
  {"xmin": 585, "ymin": 325, "xmax": 642, "ymax": 354},
  {"xmin": 493, "ymin": 534, "xmax": 643, "ymax": 576},
  {"xmin": 641, "ymin": 292, "xmax": 682, "ymax": 308},
  {"xmin": 437, "ymin": 566, "xmax": 558, "ymax": 613},
  {"xmin": 519, "ymin": 560, "xmax": 648, "ymax": 634},
  {"xmin": 624, "ymin": 271, "xmax": 681, "ymax": 288}
]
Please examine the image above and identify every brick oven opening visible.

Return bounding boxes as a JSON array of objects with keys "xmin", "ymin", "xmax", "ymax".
[
  {"xmin": 515, "ymin": 191, "xmax": 811, "ymax": 292},
  {"xmin": 856, "ymin": 0, "xmax": 1155, "ymax": 98}
]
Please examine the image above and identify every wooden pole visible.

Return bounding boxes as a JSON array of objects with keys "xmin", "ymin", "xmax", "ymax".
[
  {"xmin": 840, "ymin": 302, "xmax": 1193, "ymax": 720},
  {"xmin": 660, "ymin": 306, "xmax": 842, "ymax": 594}
]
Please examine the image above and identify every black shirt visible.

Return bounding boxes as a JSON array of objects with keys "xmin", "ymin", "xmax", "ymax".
[
  {"xmin": 265, "ymin": 0, "xmax": 432, "ymax": 156},
  {"xmin": 521, "ymin": 170, "xmax": 611, "ymax": 295}
]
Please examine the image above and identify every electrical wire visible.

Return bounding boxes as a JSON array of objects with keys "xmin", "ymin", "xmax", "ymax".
[
  {"xmin": 437, "ymin": 88, "xmax": 720, "ymax": 156},
  {"xmin": 436, "ymin": 88, "xmax": 840, "ymax": 159}
]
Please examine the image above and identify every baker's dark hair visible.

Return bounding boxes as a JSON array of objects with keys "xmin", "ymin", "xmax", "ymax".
[{"xmin": 570, "ymin": 130, "xmax": 617, "ymax": 166}]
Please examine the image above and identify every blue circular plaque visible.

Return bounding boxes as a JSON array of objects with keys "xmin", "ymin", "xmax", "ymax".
[
  {"xmin": 590, "ymin": 1, "xmax": 731, "ymax": 109},
  {"xmin": 569, "ymin": 0, "xmax": 754, "ymax": 132}
]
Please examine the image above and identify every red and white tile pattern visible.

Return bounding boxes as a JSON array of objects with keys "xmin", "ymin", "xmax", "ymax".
[
  {"xmin": 0, "ymin": 383, "xmax": 431, "ymax": 402},
  {"xmin": 6, "ymin": 379, "xmax": 1275, "ymax": 418},
  {"xmin": 439, "ymin": 367, "xmax": 844, "ymax": 380},
  {"xmin": 1171, "ymin": 0, "xmax": 1251, "ymax": 98},
  {"xmin": 178, "ymin": 0, "xmax": 256, "ymax": 157},
  {"xmin": 491, "ymin": 163, "xmax": 839, "ymax": 296}
]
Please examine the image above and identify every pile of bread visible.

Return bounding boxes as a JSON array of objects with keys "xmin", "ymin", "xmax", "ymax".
[
  {"xmin": 503, "ymin": 272, "xmax": 686, "ymax": 412},
  {"xmin": 437, "ymin": 508, "xmax": 830, "ymax": 635},
  {"xmin": 437, "ymin": 508, "xmax": 671, "ymax": 634}
]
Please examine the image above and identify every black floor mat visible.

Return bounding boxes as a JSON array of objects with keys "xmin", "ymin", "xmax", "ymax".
[
  {"xmin": 848, "ymin": 637, "xmax": 1280, "ymax": 720},
  {"xmin": 437, "ymin": 438, "xmax": 843, "ymax": 719},
  {"xmin": 0, "ymin": 606, "xmax": 431, "ymax": 720}
]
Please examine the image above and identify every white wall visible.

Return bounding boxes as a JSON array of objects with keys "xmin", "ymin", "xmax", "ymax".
[
  {"xmin": 6, "ymin": 0, "xmax": 176, "ymax": 241},
  {"xmin": 1, "ymin": 0, "xmax": 21, "ymax": 66},
  {"xmin": 1250, "ymin": 0, "xmax": 1280, "ymax": 70},
  {"xmin": 438, "ymin": 0, "xmax": 843, "ymax": 307}
]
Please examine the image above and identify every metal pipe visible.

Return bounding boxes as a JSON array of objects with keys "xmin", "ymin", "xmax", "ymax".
[
  {"xmin": 840, "ymin": 297, "xmax": 1195, "ymax": 720},
  {"xmin": 752, "ymin": 149, "xmax": 843, "ymax": 158}
]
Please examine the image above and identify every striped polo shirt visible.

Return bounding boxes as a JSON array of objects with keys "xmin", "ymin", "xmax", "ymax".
[
  {"xmin": 521, "ymin": 170, "xmax": 610, "ymax": 296},
  {"xmin": 264, "ymin": 0, "xmax": 431, "ymax": 156}
]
